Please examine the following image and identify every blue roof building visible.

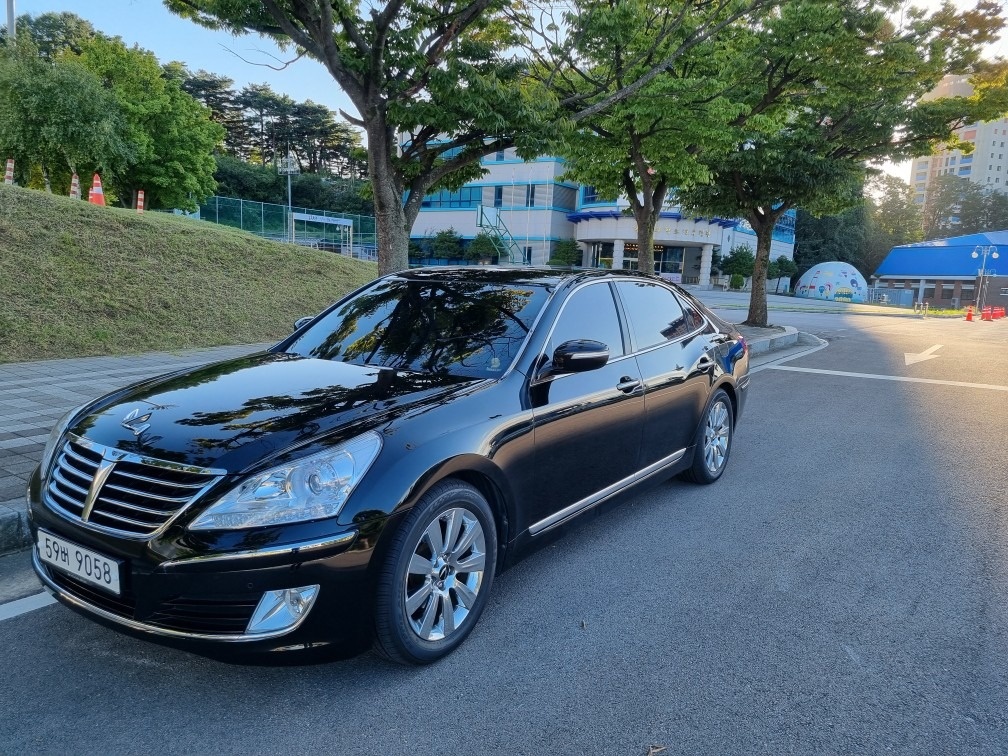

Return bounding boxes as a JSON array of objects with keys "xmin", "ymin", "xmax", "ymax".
[{"xmin": 873, "ymin": 230, "xmax": 1008, "ymax": 307}]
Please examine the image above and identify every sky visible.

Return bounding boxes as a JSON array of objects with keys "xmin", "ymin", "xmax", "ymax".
[
  {"xmin": 15, "ymin": 0, "xmax": 1008, "ymax": 182},
  {"xmin": 20, "ymin": 0, "xmax": 356, "ymax": 117}
]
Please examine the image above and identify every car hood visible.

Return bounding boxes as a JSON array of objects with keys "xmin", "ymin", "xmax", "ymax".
[{"xmin": 69, "ymin": 352, "xmax": 478, "ymax": 473}]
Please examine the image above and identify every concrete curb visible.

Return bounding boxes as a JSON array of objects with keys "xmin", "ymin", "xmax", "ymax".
[
  {"xmin": 745, "ymin": 325, "xmax": 799, "ymax": 356},
  {"xmin": 0, "ymin": 330, "xmax": 815, "ymax": 557},
  {"xmin": 0, "ymin": 497, "xmax": 29, "ymax": 555}
]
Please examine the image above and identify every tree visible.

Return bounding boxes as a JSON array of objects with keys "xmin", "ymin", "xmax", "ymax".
[
  {"xmin": 549, "ymin": 238, "xmax": 581, "ymax": 266},
  {"xmin": 166, "ymin": 0, "xmax": 777, "ymax": 275},
  {"xmin": 167, "ymin": 0, "xmax": 560, "ymax": 275},
  {"xmin": 794, "ymin": 204, "xmax": 868, "ymax": 272},
  {"xmin": 466, "ymin": 232, "xmax": 498, "ymax": 261},
  {"xmin": 431, "ymin": 228, "xmax": 464, "ymax": 260},
  {"xmin": 0, "ymin": 11, "xmax": 98, "ymax": 58},
  {"xmin": 767, "ymin": 255, "xmax": 798, "ymax": 293},
  {"xmin": 677, "ymin": 0, "xmax": 1008, "ymax": 326},
  {"xmin": 78, "ymin": 36, "xmax": 224, "ymax": 209},
  {"xmin": 721, "ymin": 244, "xmax": 755, "ymax": 277},
  {"xmin": 182, "ymin": 69, "xmax": 247, "ymax": 156},
  {"xmin": 549, "ymin": 1, "xmax": 761, "ymax": 275},
  {"xmin": 0, "ymin": 41, "xmax": 132, "ymax": 191}
]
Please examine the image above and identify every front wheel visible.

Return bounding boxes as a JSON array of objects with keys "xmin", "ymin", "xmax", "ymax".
[
  {"xmin": 374, "ymin": 480, "xmax": 497, "ymax": 664},
  {"xmin": 683, "ymin": 388, "xmax": 734, "ymax": 484}
]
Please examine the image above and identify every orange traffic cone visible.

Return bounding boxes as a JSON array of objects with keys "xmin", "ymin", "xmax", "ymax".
[
  {"xmin": 4, "ymin": 158, "xmax": 13, "ymax": 184},
  {"xmin": 88, "ymin": 173, "xmax": 105, "ymax": 206},
  {"xmin": 966, "ymin": 305, "xmax": 973, "ymax": 321},
  {"xmin": 69, "ymin": 173, "xmax": 80, "ymax": 200},
  {"xmin": 136, "ymin": 189, "xmax": 145, "ymax": 214}
]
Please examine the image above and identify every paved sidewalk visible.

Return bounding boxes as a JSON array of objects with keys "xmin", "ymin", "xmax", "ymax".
[{"xmin": 0, "ymin": 326, "xmax": 808, "ymax": 555}]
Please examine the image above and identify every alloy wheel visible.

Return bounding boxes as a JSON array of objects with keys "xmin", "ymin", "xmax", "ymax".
[
  {"xmin": 404, "ymin": 507, "xmax": 486, "ymax": 642},
  {"xmin": 703, "ymin": 399, "xmax": 731, "ymax": 475}
]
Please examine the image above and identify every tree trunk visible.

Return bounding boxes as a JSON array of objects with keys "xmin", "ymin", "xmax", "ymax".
[
  {"xmin": 745, "ymin": 211, "xmax": 780, "ymax": 327},
  {"xmin": 635, "ymin": 206, "xmax": 658, "ymax": 275},
  {"xmin": 367, "ymin": 125, "xmax": 410, "ymax": 274}
]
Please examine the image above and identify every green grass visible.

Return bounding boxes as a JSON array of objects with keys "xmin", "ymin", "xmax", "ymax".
[{"xmin": 0, "ymin": 184, "xmax": 377, "ymax": 363}]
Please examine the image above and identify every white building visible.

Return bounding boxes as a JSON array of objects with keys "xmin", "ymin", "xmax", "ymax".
[
  {"xmin": 410, "ymin": 149, "xmax": 795, "ymax": 288},
  {"xmin": 909, "ymin": 75, "xmax": 1008, "ymax": 204}
]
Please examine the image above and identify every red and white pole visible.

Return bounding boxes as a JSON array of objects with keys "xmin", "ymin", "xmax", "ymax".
[
  {"xmin": 136, "ymin": 189, "xmax": 145, "ymax": 213},
  {"xmin": 4, "ymin": 158, "xmax": 13, "ymax": 184},
  {"xmin": 69, "ymin": 172, "xmax": 80, "ymax": 199}
]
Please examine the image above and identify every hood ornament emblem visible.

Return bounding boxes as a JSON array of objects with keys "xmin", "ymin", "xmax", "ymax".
[{"xmin": 121, "ymin": 408, "xmax": 153, "ymax": 436}]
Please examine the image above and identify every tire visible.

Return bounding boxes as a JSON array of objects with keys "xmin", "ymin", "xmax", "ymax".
[
  {"xmin": 374, "ymin": 479, "xmax": 497, "ymax": 665},
  {"xmin": 682, "ymin": 388, "xmax": 734, "ymax": 484}
]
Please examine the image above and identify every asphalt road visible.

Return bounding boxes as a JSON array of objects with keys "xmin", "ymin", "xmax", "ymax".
[{"xmin": 2, "ymin": 309, "xmax": 1007, "ymax": 755}]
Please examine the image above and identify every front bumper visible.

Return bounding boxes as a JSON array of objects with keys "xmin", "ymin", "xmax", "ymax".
[{"xmin": 27, "ymin": 468, "xmax": 381, "ymax": 656}]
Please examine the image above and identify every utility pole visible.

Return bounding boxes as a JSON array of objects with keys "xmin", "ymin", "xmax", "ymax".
[{"xmin": 6, "ymin": 0, "xmax": 15, "ymax": 42}]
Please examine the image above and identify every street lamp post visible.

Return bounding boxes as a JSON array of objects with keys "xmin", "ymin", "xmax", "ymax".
[
  {"xmin": 972, "ymin": 244, "xmax": 999, "ymax": 312},
  {"xmin": 277, "ymin": 148, "xmax": 299, "ymax": 244}
]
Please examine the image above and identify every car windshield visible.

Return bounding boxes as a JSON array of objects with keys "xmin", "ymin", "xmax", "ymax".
[{"xmin": 286, "ymin": 277, "xmax": 550, "ymax": 378}]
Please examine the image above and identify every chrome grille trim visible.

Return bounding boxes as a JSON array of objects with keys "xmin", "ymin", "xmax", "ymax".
[{"xmin": 44, "ymin": 433, "xmax": 227, "ymax": 540}]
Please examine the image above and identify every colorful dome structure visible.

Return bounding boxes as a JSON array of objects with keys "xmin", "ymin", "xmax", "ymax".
[{"xmin": 795, "ymin": 262, "xmax": 865, "ymax": 302}]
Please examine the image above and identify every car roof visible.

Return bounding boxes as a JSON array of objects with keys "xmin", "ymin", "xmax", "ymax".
[{"xmin": 394, "ymin": 266, "xmax": 658, "ymax": 288}]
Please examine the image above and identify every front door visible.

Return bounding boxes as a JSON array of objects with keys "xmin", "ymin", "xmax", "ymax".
[{"xmin": 529, "ymin": 282, "xmax": 644, "ymax": 532}]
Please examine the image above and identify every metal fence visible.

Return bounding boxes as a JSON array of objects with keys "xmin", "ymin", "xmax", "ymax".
[
  {"xmin": 197, "ymin": 195, "xmax": 378, "ymax": 256},
  {"xmin": 865, "ymin": 287, "xmax": 914, "ymax": 307}
]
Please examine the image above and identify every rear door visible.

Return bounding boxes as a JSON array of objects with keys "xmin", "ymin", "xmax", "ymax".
[{"xmin": 613, "ymin": 280, "xmax": 711, "ymax": 468}]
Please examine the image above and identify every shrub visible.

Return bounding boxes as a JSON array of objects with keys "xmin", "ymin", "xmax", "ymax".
[
  {"xmin": 549, "ymin": 238, "xmax": 581, "ymax": 266},
  {"xmin": 431, "ymin": 228, "xmax": 464, "ymax": 259},
  {"xmin": 466, "ymin": 232, "xmax": 498, "ymax": 261},
  {"xmin": 729, "ymin": 273, "xmax": 745, "ymax": 290}
]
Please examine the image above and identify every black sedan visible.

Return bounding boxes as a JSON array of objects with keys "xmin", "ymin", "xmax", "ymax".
[{"xmin": 27, "ymin": 267, "xmax": 749, "ymax": 664}]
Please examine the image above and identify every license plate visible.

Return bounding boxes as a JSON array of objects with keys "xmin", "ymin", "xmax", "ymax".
[{"xmin": 37, "ymin": 529, "xmax": 121, "ymax": 595}]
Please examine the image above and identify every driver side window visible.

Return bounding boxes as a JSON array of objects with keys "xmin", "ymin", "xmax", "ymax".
[{"xmin": 546, "ymin": 283, "xmax": 625, "ymax": 360}]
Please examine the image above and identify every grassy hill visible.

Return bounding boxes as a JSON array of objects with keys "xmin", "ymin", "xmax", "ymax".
[{"xmin": 0, "ymin": 184, "xmax": 377, "ymax": 363}]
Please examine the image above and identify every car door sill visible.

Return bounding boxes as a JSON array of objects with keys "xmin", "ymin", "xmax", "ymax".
[{"xmin": 528, "ymin": 447, "xmax": 687, "ymax": 536}]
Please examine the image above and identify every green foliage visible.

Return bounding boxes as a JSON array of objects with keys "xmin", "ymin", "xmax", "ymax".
[
  {"xmin": 78, "ymin": 35, "xmax": 224, "ymax": 210},
  {"xmin": 722, "ymin": 245, "xmax": 756, "ymax": 277},
  {"xmin": 0, "ymin": 183, "xmax": 376, "ymax": 362},
  {"xmin": 676, "ymin": 0, "xmax": 1008, "ymax": 326},
  {"xmin": 729, "ymin": 273, "xmax": 745, "ymax": 290},
  {"xmin": 0, "ymin": 41, "xmax": 133, "ymax": 190},
  {"xmin": 922, "ymin": 174, "xmax": 1008, "ymax": 239},
  {"xmin": 768, "ymin": 256, "xmax": 798, "ymax": 280},
  {"xmin": 165, "ymin": 0, "xmax": 561, "ymax": 273},
  {"xmin": 0, "ymin": 11, "xmax": 98, "ymax": 58},
  {"xmin": 466, "ymin": 232, "xmax": 499, "ymax": 261},
  {"xmin": 552, "ymin": 1, "xmax": 755, "ymax": 274},
  {"xmin": 549, "ymin": 238, "xmax": 581, "ymax": 266},
  {"xmin": 431, "ymin": 228, "xmax": 464, "ymax": 260}
]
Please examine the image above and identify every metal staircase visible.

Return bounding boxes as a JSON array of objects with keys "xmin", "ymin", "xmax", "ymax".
[{"xmin": 476, "ymin": 207, "xmax": 526, "ymax": 265}]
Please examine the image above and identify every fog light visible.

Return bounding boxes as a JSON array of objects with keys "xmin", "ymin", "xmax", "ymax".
[{"xmin": 246, "ymin": 585, "xmax": 320, "ymax": 635}]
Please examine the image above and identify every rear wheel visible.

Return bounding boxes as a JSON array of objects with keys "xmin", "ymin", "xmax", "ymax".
[
  {"xmin": 374, "ymin": 480, "xmax": 497, "ymax": 664},
  {"xmin": 683, "ymin": 388, "xmax": 733, "ymax": 484}
]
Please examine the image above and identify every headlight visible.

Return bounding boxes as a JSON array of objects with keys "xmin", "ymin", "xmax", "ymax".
[
  {"xmin": 40, "ymin": 405, "xmax": 85, "ymax": 476},
  {"xmin": 188, "ymin": 432, "xmax": 383, "ymax": 530}
]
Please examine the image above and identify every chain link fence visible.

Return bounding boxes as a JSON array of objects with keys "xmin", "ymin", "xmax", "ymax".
[{"xmin": 197, "ymin": 196, "xmax": 377, "ymax": 260}]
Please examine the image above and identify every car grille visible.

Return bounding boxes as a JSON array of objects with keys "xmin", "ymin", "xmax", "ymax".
[
  {"xmin": 147, "ymin": 595, "xmax": 261, "ymax": 635},
  {"xmin": 42, "ymin": 565, "xmax": 257, "ymax": 636},
  {"xmin": 45, "ymin": 436, "xmax": 223, "ymax": 538}
]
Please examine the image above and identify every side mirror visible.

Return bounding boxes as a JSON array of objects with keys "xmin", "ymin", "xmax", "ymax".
[
  {"xmin": 551, "ymin": 339, "xmax": 609, "ymax": 373},
  {"xmin": 293, "ymin": 316, "xmax": 314, "ymax": 331}
]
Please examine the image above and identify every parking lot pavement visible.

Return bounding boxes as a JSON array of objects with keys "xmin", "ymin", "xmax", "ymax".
[{"xmin": 0, "ymin": 344, "xmax": 268, "ymax": 553}]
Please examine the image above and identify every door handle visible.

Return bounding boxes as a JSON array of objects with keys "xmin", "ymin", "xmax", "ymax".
[
  {"xmin": 696, "ymin": 354, "xmax": 715, "ymax": 372},
  {"xmin": 616, "ymin": 377, "xmax": 642, "ymax": 394}
]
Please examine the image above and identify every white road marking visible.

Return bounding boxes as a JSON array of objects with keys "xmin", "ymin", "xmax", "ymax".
[
  {"xmin": 904, "ymin": 344, "xmax": 943, "ymax": 366},
  {"xmin": 768, "ymin": 365, "xmax": 1008, "ymax": 392},
  {"xmin": 0, "ymin": 591, "xmax": 55, "ymax": 622}
]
